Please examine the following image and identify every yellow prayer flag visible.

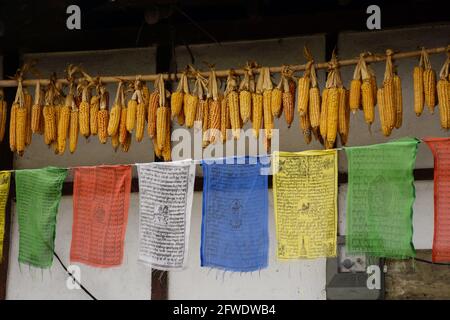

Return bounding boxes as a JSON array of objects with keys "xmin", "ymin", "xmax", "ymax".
[
  {"xmin": 273, "ymin": 150, "xmax": 337, "ymax": 260},
  {"xmin": 0, "ymin": 171, "xmax": 11, "ymax": 263}
]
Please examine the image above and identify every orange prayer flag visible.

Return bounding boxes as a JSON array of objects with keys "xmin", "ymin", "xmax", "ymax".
[{"xmin": 70, "ymin": 165, "xmax": 132, "ymax": 268}]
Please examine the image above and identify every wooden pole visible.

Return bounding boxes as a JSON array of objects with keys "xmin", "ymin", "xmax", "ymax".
[{"xmin": 0, "ymin": 46, "xmax": 447, "ymax": 87}]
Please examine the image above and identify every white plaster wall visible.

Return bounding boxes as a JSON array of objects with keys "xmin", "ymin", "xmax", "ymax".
[
  {"xmin": 169, "ymin": 191, "xmax": 326, "ymax": 300},
  {"xmin": 6, "ymin": 194, "xmax": 150, "ymax": 300}
]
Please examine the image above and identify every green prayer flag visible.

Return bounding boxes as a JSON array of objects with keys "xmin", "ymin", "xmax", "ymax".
[
  {"xmin": 345, "ymin": 137, "xmax": 419, "ymax": 259},
  {"xmin": 15, "ymin": 167, "xmax": 67, "ymax": 268}
]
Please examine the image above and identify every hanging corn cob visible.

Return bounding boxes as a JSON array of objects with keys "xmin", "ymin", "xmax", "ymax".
[
  {"xmin": 156, "ymin": 75, "xmax": 170, "ymax": 151},
  {"xmin": 422, "ymin": 48, "xmax": 437, "ymax": 113},
  {"xmin": 220, "ymin": 92, "xmax": 230, "ymax": 143},
  {"xmin": 208, "ymin": 69, "xmax": 221, "ymax": 144},
  {"xmin": 325, "ymin": 52, "xmax": 342, "ymax": 148},
  {"xmin": 360, "ymin": 56, "xmax": 375, "ymax": 128},
  {"xmin": 97, "ymin": 85, "xmax": 109, "ymax": 144},
  {"xmin": 380, "ymin": 49, "xmax": 396, "ymax": 134},
  {"xmin": 183, "ymin": 71, "xmax": 197, "ymax": 129},
  {"xmin": 43, "ymin": 81, "xmax": 57, "ymax": 145},
  {"xmin": 78, "ymin": 82, "xmax": 91, "ymax": 137},
  {"xmin": 171, "ymin": 72, "xmax": 186, "ymax": 118},
  {"xmin": 162, "ymin": 110, "xmax": 172, "ymax": 161},
  {"xmin": 349, "ymin": 58, "xmax": 362, "ymax": 113},
  {"xmin": 282, "ymin": 69, "xmax": 295, "ymax": 128},
  {"xmin": 135, "ymin": 87, "xmax": 146, "ymax": 142},
  {"xmin": 377, "ymin": 87, "xmax": 391, "ymax": 137},
  {"xmin": 252, "ymin": 68, "xmax": 264, "ymax": 137},
  {"xmin": 148, "ymin": 76, "xmax": 160, "ymax": 138},
  {"xmin": 23, "ymin": 88, "xmax": 32, "ymax": 147},
  {"xmin": 414, "ymin": 50, "xmax": 425, "ymax": 116},
  {"xmin": 262, "ymin": 67, "xmax": 274, "ymax": 139},
  {"xmin": 319, "ymin": 88, "xmax": 329, "ymax": 140},
  {"xmin": 13, "ymin": 80, "xmax": 27, "ymax": 156},
  {"xmin": 239, "ymin": 65, "xmax": 253, "ymax": 124},
  {"xmin": 57, "ymin": 85, "xmax": 73, "ymax": 155},
  {"xmin": 393, "ymin": 72, "xmax": 403, "ymax": 129},
  {"xmin": 297, "ymin": 57, "xmax": 311, "ymax": 116},
  {"xmin": 69, "ymin": 92, "xmax": 79, "ymax": 154},
  {"xmin": 437, "ymin": 54, "xmax": 450, "ymax": 129},
  {"xmin": 367, "ymin": 63, "xmax": 378, "ymax": 106},
  {"xmin": 126, "ymin": 84, "xmax": 138, "ymax": 133},
  {"xmin": 338, "ymin": 89, "xmax": 350, "ymax": 145},
  {"xmin": 119, "ymin": 85, "xmax": 128, "ymax": 145},
  {"xmin": 0, "ymin": 89, "xmax": 6, "ymax": 142},
  {"xmin": 107, "ymin": 81, "xmax": 123, "ymax": 136},
  {"xmin": 89, "ymin": 86, "xmax": 100, "ymax": 136},
  {"xmin": 226, "ymin": 71, "xmax": 241, "ymax": 139},
  {"xmin": 31, "ymin": 81, "xmax": 43, "ymax": 134},
  {"xmin": 308, "ymin": 63, "xmax": 321, "ymax": 131}
]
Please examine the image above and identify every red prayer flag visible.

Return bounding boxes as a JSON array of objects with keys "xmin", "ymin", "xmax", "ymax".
[
  {"xmin": 70, "ymin": 165, "xmax": 132, "ymax": 267},
  {"xmin": 424, "ymin": 137, "xmax": 450, "ymax": 262}
]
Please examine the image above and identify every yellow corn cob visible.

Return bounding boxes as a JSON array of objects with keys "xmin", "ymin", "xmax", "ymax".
[
  {"xmin": 69, "ymin": 109, "xmax": 79, "ymax": 153},
  {"xmin": 338, "ymin": 89, "xmax": 350, "ymax": 145},
  {"xmin": 156, "ymin": 107, "xmax": 169, "ymax": 150},
  {"xmin": 252, "ymin": 93, "xmax": 263, "ymax": 138},
  {"xmin": 9, "ymin": 103, "xmax": 17, "ymax": 152},
  {"xmin": 309, "ymin": 87, "xmax": 321, "ymax": 129},
  {"xmin": 24, "ymin": 92, "xmax": 32, "ymax": 146},
  {"xmin": 377, "ymin": 88, "xmax": 392, "ymax": 137},
  {"xmin": 162, "ymin": 114, "xmax": 172, "ymax": 161},
  {"xmin": 349, "ymin": 79, "xmax": 361, "ymax": 113},
  {"xmin": 283, "ymin": 91, "xmax": 294, "ymax": 128},
  {"xmin": 153, "ymin": 129, "xmax": 162, "ymax": 159},
  {"xmin": 15, "ymin": 106, "xmax": 27, "ymax": 156},
  {"xmin": 437, "ymin": 79, "xmax": 449, "ymax": 129},
  {"xmin": 98, "ymin": 109, "xmax": 109, "ymax": 144},
  {"xmin": 184, "ymin": 93, "xmax": 197, "ymax": 128},
  {"xmin": 177, "ymin": 106, "xmax": 185, "ymax": 126},
  {"xmin": 369, "ymin": 74, "xmax": 378, "ymax": 106},
  {"xmin": 326, "ymin": 88, "xmax": 339, "ymax": 146},
  {"xmin": 424, "ymin": 68, "xmax": 437, "ymax": 113},
  {"xmin": 57, "ymin": 105, "xmax": 70, "ymax": 154},
  {"xmin": 361, "ymin": 80, "xmax": 375, "ymax": 125},
  {"xmin": 121, "ymin": 133, "xmax": 131, "ymax": 152},
  {"xmin": 297, "ymin": 76, "xmax": 310, "ymax": 116},
  {"xmin": 90, "ymin": 96, "xmax": 100, "ymax": 135},
  {"xmin": 228, "ymin": 91, "xmax": 240, "ymax": 139},
  {"xmin": 202, "ymin": 99, "xmax": 210, "ymax": 147},
  {"xmin": 271, "ymin": 87, "xmax": 282, "ymax": 118},
  {"xmin": 111, "ymin": 132, "xmax": 119, "ymax": 151},
  {"xmin": 147, "ymin": 91, "xmax": 159, "ymax": 137},
  {"xmin": 119, "ymin": 107, "xmax": 128, "ymax": 144},
  {"xmin": 31, "ymin": 104, "xmax": 42, "ymax": 134},
  {"xmin": 383, "ymin": 77, "xmax": 396, "ymax": 130},
  {"xmin": 299, "ymin": 111, "xmax": 312, "ymax": 145},
  {"xmin": 413, "ymin": 66, "xmax": 424, "ymax": 116},
  {"xmin": 43, "ymin": 105, "xmax": 56, "ymax": 144},
  {"xmin": 263, "ymin": 89, "xmax": 273, "ymax": 139},
  {"xmin": 171, "ymin": 91, "xmax": 184, "ymax": 118},
  {"xmin": 239, "ymin": 90, "xmax": 252, "ymax": 123},
  {"xmin": 79, "ymin": 101, "xmax": 90, "ymax": 137},
  {"xmin": 126, "ymin": 98, "xmax": 137, "ymax": 132},
  {"xmin": 209, "ymin": 99, "xmax": 221, "ymax": 144},
  {"xmin": 319, "ymin": 88, "xmax": 329, "ymax": 139},
  {"xmin": 142, "ymin": 85, "xmax": 150, "ymax": 105},
  {"xmin": 135, "ymin": 100, "xmax": 146, "ymax": 142},
  {"xmin": 107, "ymin": 103, "xmax": 121, "ymax": 136},
  {"xmin": 393, "ymin": 75, "xmax": 403, "ymax": 129},
  {"xmin": 220, "ymin": 95, "xmax": 230, "ymax": 143},
  {"xmin": 38, "ymin": 107, "xmax": 45, "ymax": 135}
]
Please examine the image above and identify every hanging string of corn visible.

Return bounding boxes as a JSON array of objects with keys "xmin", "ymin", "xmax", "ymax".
[{"xmin": 437, "ymin": 52, "xmax": 450, "ymax": 130}]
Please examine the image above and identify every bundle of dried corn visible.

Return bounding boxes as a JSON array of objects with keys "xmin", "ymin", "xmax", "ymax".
[
  {"xmin": 281, "ymin": 67, "xmax": 295, "ymax": 129},
  {"xmin": 107, "ymin": 81, "xmax": 123, "ymax": 137},
  {"xmin": 252, "ymin": 68, "xmax": 264, "ymax": 138},
  {"xmin": 378, "ymin": 49, "xmax": 397, "ymax": 137},
  {"xmin": 239, "ymin": 65, "xmax": 253, "ymax": 124},
  {"xmin": 422, "ymin": 48, "xmax": 437, "ymax": 114},
  {"xmin": 226, "ymin": 71, "xmax": 241, "ymax": 140},
  {"xmin": 97, "ymin": 85, "xmax": 109, "ymax": 145},
  {"xmin": 360, "ymin": 56, "xmax": 375, "ymax": 129},
  {"xmin": 207, "ymin": 68, "xmax": 221, "ymax": 144},
  {"xmin": 437, "ymin": 54, "xmax": 450, "ymax": 129},
  {"xmin": 171, "ymin": 72, "xmax": 187, "ymax": 120},
  {"xmin": 148, "ymin": 76, "xmax": 161, "ymax": 138}
]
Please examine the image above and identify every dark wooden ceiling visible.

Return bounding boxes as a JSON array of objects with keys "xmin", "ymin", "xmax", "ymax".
[{"xmin": 0, "ymin": 0, "xmax": 449, "ymax": 54}]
